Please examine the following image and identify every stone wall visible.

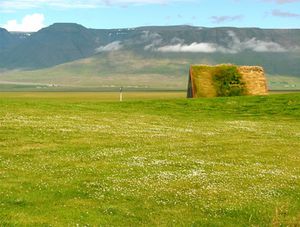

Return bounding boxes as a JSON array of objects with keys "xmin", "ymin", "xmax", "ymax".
[{"xmin": 238, "ymin": 66, "xmax": 268, "ymax": 96}]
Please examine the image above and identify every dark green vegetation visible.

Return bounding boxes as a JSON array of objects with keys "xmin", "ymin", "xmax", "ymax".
[
  {"xmin": 0, "ymin": 24, "xmax": 300, "ymax": 91},
  {"xmin": 213, "ymin": 65, "xmax": 246, "ymax": 97},
  {"xmin": 0, "ymin": 92, "xmax": 299, "ymax": 225}
]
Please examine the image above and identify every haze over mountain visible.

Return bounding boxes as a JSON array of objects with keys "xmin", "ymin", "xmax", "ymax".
[{"xmin": 0, "ymin": 23, "xmax": 300, "ymax": 90}]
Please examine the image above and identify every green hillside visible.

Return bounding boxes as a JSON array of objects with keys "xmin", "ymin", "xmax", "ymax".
[
  {"xmin": 1, "ymin": 24, "xmax": 300, "ymax": 91},
  {"xmin": 0, "ymin": 51, "xmax": 188, "ymax": 89},
  {"xmin": 0, "ymin": 50, "xmax": 299, "ymax": 91},
  {"xmin": 1, "ymin": 24, "xmax": 300, "ymax": 75}
]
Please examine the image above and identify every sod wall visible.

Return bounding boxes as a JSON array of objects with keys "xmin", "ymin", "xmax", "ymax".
[{"xmin": 187, "ymin": 64, "xmax": 268, "ymax": 98}]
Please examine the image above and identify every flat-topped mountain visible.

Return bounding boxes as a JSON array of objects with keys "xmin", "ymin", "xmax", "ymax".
[
  {"xmin": 0, "ymin": 23, "xmax": 300, "ymax": 81},
  {"xmin": 0, "ymin": 28, "xmax": 20, "ymax": 52}
]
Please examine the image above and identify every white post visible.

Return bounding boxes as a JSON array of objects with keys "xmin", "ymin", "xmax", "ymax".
[{"xmin": 120, "ymin": 87, "xmax": 123, "ymax": 102}]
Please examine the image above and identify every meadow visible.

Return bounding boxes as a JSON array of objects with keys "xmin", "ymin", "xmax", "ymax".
[{"xmin": 0, "ymin": 92, "xmax": 299, "ymax": 226}]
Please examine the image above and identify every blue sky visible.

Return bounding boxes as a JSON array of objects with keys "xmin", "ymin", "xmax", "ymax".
[{"xmin": 0, "ymin": 0, "xmax": 299, "ymax": 31}]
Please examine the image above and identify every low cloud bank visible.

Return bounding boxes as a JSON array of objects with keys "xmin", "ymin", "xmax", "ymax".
[
  {"xmin": 151, "ymin": 31, "xmax": 290, "ymax": 53},
  {"xmin": 156, "ymin": 43, "xmax": 218, "ymax": 53},
  {"xmin": 95, "ymin": 41, "xmax": 123, "ymax": 52}
]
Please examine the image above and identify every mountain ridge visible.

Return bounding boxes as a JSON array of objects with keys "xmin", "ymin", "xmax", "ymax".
[{"xmin": 0, "ymin": 23, "xmax": 300, "ymax": 81}]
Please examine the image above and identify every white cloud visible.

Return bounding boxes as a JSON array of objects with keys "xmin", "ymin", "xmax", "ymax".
[
  {"xmin": 211, "ymin": 15, "xmax": 243, "ymax": 24},
  {"xmin": 170, "ymin": 37, "xmax": 185, "ymax": 44},
  {"xmin": 262, "ymin": 0, "xmax": 300, "ymax": 4},
  {"xmin": 271, "ymin": 9, "xmax": 300, "ymax": 17},
  {"xmin": 0, "ymin": 0, "xmax": 194, "ymax": 10},
  {"xmin": 226, "ymin": 31, "xmax": 287, "ymax": 53},
  {"xmin": 156, "ymin": 43, "xmax": 219, "ymax": 53},
  {"xmin": 152, "ymin": 31, "xmax": 290, "ymax": 53},
  {"xmin": 95, "ymin": 41, "xmax": 123, "ymax": 52},
  {"xmin": 142, "ymin": 31, "xmax": 163, "ymax": 50},
  {"xmin": 242, "ymin": 38, "xmax": 286, "ymax": 52},
  {"xmin": 3, "ymin": 13, "xmax": 45, "ymax": 32},
  {"xmin": 141, "ymin": 31, "xmax": 161, "ymax": 41}
]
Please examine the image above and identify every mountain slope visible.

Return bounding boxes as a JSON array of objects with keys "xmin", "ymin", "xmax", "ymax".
[
  {"xmin": 0, "ymin": 24, "xmax": 300, "ymax": 71},
  {"xmin": 0, "ymin": 51, "xmax": 188, "ymax": 88},
  {"xmin": 0, "ymin": 23, "xmax": 98, "ymax": 69},
  {"xmin": 0, "ymin": 24, "xmax": 300, "ymax": 90},
  {"xmin": 0, "ymin": 28, "xmax": 20, "ymax": 52},
  {"xmin": 1, "ymin": 50, "xmax": 299, "ymax": 90}
]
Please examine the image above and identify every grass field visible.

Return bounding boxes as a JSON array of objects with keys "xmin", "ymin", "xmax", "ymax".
[{"xmin": 0, "ymin": 92, "xmax": 299, "ymax": 226}]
